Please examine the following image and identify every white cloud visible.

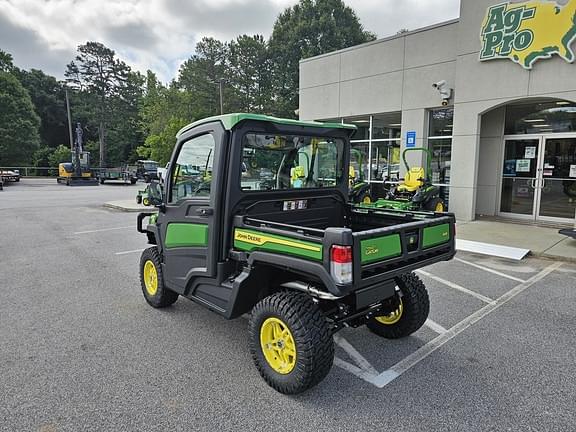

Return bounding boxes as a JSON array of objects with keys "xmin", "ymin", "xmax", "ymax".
[{"xmin": 0, "ymin": 0, "xmax": 461, "ymax": 82}]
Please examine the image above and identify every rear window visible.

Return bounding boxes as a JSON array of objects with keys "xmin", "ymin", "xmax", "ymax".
[{"xmin": 240, "ymin": 133, "xmax": 345, "ymax": 192}]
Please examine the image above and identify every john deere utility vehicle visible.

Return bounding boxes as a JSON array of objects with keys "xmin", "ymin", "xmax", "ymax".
[
  {"xmin": 137, "ymin": 114, "xmax": 455, "ymax": 394},
  {"xmin": 364, "ymin": 148, "xmax": 445, "ymax": 213}
]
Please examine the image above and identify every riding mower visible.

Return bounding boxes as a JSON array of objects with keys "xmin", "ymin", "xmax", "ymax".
[
  {"xmin": 136, "ymin": 185, "xmax": 152, "ymax": 206},
  {"xmin": 348, "ymin": 148, "xmax": 372, "ymax": 204},
  {"xmin": 361, "ymin": 148, "xmax": 445, "ymax": 213}
]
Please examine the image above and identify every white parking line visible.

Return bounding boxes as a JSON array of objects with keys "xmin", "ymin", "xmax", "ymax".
[
  {"xmin": 115, "ymin": 249, "xmax": 145, "ymax": 256},
  {"xmin": 74, "ymin": 226, "xmax": 133, "ymax": 235},
  {"xmin": 424, "ymin": 319, "xmax": 448, "ymax": 334},
  {"xmin": 454, "ymin": 257, "xmax": 526, "ymax": 283},
  {"xmin": 334, "ymin": 334, "xmax": 379, "ymax": 375},
  {"xmin": 416, "ymin": 269, "xmax": 495, "ymax": 304},
  {"xmin": 336, "ymin": 262, "xmax": 561, "ymax": 389}
]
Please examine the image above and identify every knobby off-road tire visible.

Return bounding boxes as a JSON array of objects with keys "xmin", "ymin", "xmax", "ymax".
[
  {"xmin": 367, "ymin": 273, "xmax": 429, "ymax": 339},
  {"xmin": 248, "ymin": 292, "xmax": 334, "ymax": 394},
  {"xmin": 140, "ymin": 247, "xmax": 178, "ymax": 308}
]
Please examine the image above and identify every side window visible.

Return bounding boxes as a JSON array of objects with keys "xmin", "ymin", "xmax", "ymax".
[{"xmin": 170, "ymin": 133, "xmax": 215, "ymax": 203}]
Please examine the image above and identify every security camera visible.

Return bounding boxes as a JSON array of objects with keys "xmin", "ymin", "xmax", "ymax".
[{"xmin": 432, "ymin": 80, "xmax": 452, "ymax": 106}]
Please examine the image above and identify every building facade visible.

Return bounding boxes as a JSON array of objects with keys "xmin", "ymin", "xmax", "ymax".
[{"xmin": 299, "ymin": 0, "xmax": 576, "ymax": 223}]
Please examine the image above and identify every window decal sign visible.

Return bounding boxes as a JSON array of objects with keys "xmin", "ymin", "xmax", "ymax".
[{"xmin": 479, "ymin": 0, "xmax": 576, "ymax": 69}]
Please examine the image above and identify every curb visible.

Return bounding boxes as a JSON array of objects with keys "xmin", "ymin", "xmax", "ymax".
[{"xmin": 103, "ymin": 203, "xmax": 148, "ymax": 213}]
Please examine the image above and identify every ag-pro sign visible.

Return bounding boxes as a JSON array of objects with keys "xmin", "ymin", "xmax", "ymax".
[{"xmin": 479, "ymin": 0, "xmax": 576, "ymax": 69}]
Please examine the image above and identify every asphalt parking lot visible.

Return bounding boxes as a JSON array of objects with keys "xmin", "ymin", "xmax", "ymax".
[{"xmin": 1, "ymin": 178, "xmax": 575, "ymax": 432}]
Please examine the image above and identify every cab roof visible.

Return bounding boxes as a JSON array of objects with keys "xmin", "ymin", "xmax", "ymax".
[{"xmin": 176, "ymin": 113, "xmax": 356, "ymax": 138}]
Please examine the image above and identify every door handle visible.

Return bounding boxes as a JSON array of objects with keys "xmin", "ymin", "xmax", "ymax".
[
  {"xmin": 196, "ymin": 208, "xmax": 213, "ymax": 216},
  {"xmin": 530, "ymin": 178, "xmax": 537, "ymax": 189}
]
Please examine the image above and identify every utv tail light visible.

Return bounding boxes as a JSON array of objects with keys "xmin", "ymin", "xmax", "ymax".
[{"xmin": 330, "ymin": 245, "xmax": 353, "ymax": 284}]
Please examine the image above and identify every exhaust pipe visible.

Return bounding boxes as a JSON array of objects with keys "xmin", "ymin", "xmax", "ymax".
[{"xmin": 280, "ymin": 281, "xmax": 343, "ymax": 301}]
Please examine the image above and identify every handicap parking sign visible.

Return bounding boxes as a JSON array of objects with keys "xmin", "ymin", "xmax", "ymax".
[{"xmin": 406, "ymin": 131, "xmax": 416, "ymax": 148}]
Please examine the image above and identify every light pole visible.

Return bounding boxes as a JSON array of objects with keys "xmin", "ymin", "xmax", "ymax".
[
  {"xmin": 65, "ymin": 88, "xmax": 74, "ymax": 153},
  {"xmin": 209, "ymin": 78, "xmax": 226, "ymax": 115}
]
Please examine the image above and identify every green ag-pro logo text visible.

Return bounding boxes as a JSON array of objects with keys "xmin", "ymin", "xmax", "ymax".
[{"xmin": 480, "ymin": 0, "xmax": 576, "ymax": 69}]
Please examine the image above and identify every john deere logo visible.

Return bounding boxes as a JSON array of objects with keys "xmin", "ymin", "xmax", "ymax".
[
  {"xmin": 480, "ymin": 0, "xmax": 576, "ymax": 69},
  {"xmin": 365, "ymin": 246, "xmax": 379, "ymax": 256}
]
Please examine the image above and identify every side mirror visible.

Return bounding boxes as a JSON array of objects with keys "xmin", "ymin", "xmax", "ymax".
[{"xmin": 148, "ymin": 180, "xmax": 164, "ymax": 207}]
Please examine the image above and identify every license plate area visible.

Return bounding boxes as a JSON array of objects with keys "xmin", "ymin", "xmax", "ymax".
[{"xmin": 355, "ymin": 280, "xmax": 396, "ymax": 309}]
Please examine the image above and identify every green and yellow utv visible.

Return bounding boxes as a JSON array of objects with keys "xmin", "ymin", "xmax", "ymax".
[{"xmin": 136, "ymin": 114, "xmax": 455, "ymax": 394}]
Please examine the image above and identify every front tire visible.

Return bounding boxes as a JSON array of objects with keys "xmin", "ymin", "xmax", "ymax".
[
  {"xmin": 425, "ymin": 197, "xmax": 445, "ymax": 212},
  {"xmin": 367, "ymin": 273, "xmax": 429, "ymax": 339},
  {"xmin": 248, "ymin": 292, "xmax": 334, "ymax": 394},
  {"xmin": 139, "ymin": 247, "xmax": 178, "ymax": 308}
]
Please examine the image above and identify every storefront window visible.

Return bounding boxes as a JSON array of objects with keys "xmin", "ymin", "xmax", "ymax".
[
  {"xmin": 371, "ymin": 141, "xmax": 401, "ymax": 181},
  {"xmin": 372, "ymin": 113, "xmax": 402, "ymax": 140},
  {"xmin": 344, "ymin": 117, "xmax": 370, "ymax": 141},
  {"xmin": 429, "ymin": 108, "xmax": 454, "ymax": 137},
  {"xmin": 428, "ymin": 109, "xmax": 454, "ymax": 209},
  {"xmin": 505, "ymin": 100, "xmax": 576, "ymax": 135}
]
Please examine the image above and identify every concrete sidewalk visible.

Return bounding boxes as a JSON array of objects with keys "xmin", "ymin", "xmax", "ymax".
[{"xmin": 456, "ymin": 220, "xmax": 576, "ymax": 262}]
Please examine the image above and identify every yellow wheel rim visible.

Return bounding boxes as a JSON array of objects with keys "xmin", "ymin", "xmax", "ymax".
[
  {"xmin": 143, "ymin": 260, "xmax": 158, "ymax": 296},
  {"xmin": 375, "ymin": 299, "xmax": 404, "ymax": 325},
  {"xmin": 260, "ymin": 317, "xmax": 297, "ymax": 374},
  {"xmin": 435, "ymin": 202, "xmax": 445, "ymax": 212},
  {"xmin": 143, "ymin": 197, "xmax": 150, "ymax": 206},
  {"xmin": 362, "ymin": 195, "xmax": 372, "ymax": 204}
]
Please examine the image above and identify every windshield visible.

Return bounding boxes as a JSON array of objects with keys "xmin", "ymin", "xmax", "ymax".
[
  {"xmin": 143, "ymin": 162, "xmax": 158, "ymax": 170},
  {"xmin": 241, "ymin": 133, "xmax": 345, "ymax": 192}
]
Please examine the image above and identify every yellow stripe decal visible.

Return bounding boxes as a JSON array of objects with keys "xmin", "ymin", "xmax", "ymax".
[{"xmin": 234, "ymin": 230, "xmax": 321, "ymax": 252}]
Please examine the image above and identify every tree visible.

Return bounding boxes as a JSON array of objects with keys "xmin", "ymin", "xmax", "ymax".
[
  {"xmin": 48, "ymin": 144, "xmax": 72, "ymax": 166},
  {"xmin": 269, "ymin": 0, "xmax": 376, "ymax": 117},
  {"xmin": 18, "ymin": 69, "xmax": 68, "ymax": 149},
  {"xmin": 65, "ymin": 42, "xmax": 143, "ymax": 167},
  {"xmin": 0, "ymin": 49, "xmax": 15, "ymax": 73},
  {"xmin": 137, "ymin": 116, "xmax": 188, "ymax": 165},
  {"xmin": 0, "ymin": 71, "xmax": 41, "ymax": 166},
  {"xmin": 228, "ymin": 35, "xmax": 273, "ymax": 113},
  {"xmin": 177, "ymin": 37, "xmax": 229, "ymax": 116}
]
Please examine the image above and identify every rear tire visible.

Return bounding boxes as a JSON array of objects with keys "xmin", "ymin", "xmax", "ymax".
[
  {"xmin": 99, "ymin": 178, "xmax": 105, "ymax": 184},
  {"xmin": 140, "ymin": 247, "xmax": 178, "ymax": 308},
  {"xmin": 367, "ymin": 273, "xmax": 429, "ymax": 339},
  {"xmin": 130, "ymin": 178, "xmax": 137, "ymax": 185},
  {"xmin": 248, "ymin": 292, "xmax": 334, "ymax": 394},
  {"xmin": 136, "ymin": 195, "xmax": 142, "ymax": 204}
]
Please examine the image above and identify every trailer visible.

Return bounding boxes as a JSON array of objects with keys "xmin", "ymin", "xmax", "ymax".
[{"xmin": 97, "ymin": 166, "xmax": 137, "ymax": 184}]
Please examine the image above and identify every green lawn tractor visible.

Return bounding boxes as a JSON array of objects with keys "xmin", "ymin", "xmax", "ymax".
[
  {"xmin": 348, "ymin": 148, "xmax": 372, "ymax": 204},
  {"xmin": 363, "ymin": 148, "xmax": 445, "ymax": 213},
  {"xmin": 136, "ymin": 185, "xmax": 152, "ymax": 206}
]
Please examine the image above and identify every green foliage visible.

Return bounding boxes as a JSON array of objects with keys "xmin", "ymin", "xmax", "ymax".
[
  {"xmin": 228, "ymin": 35, "xmax": 273, "ymax": 114},
  {"xmin": 17, "ymin": 68, "xmax": 68, "ymax": 149},
  {"xmin": 0, "ymin": 49, "xmax": 14, "ymax": 73},
  {"xmin": 269, "ymin": 0, "xmax": 376, "ymax": 117},
  {"xmin": 177, "ymin": 37, "xmax": 229, "ymax": 117},
  {"xmin": 48, "ymin": 144, "xmax": 72, "ymax": 166},
  {"xmin": 0, "ymin": 71, "xmax": 41, "ymax": 166},
  {"xmin": 137, "ymin": 117, "xmax": 188, "ymax": 165}
]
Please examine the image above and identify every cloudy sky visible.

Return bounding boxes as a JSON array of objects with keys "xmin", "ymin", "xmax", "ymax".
[{"xmin": 0, "ymin": 0, "xmax": 460, "ymax": 83}]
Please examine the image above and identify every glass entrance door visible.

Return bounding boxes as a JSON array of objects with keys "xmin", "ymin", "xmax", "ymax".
[
  {"xmin": 500, "ymin": 139, "xmax": 540, "ymax": 218},
  {"xmin": 538, "ymin": 138, "xmax": 576, "ymax": 221},
  {"xmin": 500, "ymin": 137, "xmax": 576, "ymax": 223}
]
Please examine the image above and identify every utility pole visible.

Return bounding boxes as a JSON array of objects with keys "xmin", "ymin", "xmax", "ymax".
[
  {"xmin": 209, "ymin": 78, "xmax": 226, "ymax": 115},
  {"xmin": 65, "ymin": 89, "xmax": 74, "ymax": 154},
  {"xmin": 218, "ymin": 79, "xmax": 224, "ymax": 115}
]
